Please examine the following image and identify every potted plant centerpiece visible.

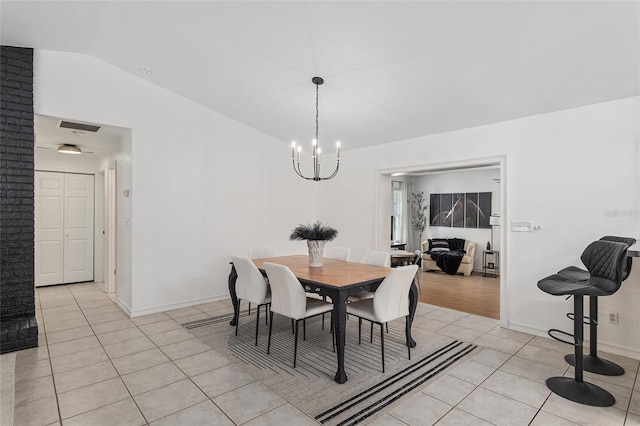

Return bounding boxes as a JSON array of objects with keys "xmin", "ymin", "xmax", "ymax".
[{"xmin": 290, "ymin": 221, "xmax": 338, "ymax": 267}]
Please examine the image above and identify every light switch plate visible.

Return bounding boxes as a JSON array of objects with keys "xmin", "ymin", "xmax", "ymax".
[{"xmin": 511, "ymin": 221, "xmax": 534, "ymax": 232}]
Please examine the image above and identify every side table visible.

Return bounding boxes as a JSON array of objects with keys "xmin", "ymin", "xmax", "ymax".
[{"xmin": 483, "ymin": 250, "xmax": 499, "ymax": 278}]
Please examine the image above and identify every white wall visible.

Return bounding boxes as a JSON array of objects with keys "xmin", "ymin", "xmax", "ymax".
[
  {"xmin": 317, "ymin": 97, "xmax": 640, "ymax": 358},
  {"xmin": 34, "ymin": 50, "xmax": 316, "ymax": 316},
  {"xmin": 412, "ymin": 168, "xmax": 501, "ymax": 268}
]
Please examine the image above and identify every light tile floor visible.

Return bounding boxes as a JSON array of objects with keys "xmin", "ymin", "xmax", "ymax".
[{"xmin": 3, "ymin": 282, "xmax": 639, "ymax": 425}]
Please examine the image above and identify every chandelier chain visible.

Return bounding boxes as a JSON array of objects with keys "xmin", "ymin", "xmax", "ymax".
[{"xmin": 315, "ymin": 82, "xmax": 319, "ymax": 142}]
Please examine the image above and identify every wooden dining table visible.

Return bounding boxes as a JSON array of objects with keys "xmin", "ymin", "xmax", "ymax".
[{"xmin": 228, "ymin": 255, "xmax": 419, "ymax": 384}]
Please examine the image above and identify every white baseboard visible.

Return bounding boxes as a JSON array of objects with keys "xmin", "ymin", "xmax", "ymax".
[
  {"xmin": 129, "ymin": 294, "xmax": 230, "ymax": 318},
  {"xmin": 115, "ymin": 297, "xmax": 132, "ymax": 316},
  {"xmin": 508, "ymin": 322, "xmax": 640, "ymax": 361}
]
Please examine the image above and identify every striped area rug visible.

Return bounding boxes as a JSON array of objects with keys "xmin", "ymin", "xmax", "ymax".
[{"xmin": 184, "ymin": 307, "xmax": 476, "ymax": 425}]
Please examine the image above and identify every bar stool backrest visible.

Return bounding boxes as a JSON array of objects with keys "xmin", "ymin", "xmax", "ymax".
[
  {"xmin": 581, "ymin": 240, "xmax": 628, "ymax": 294},
  {"xmin": 600, "ymin": 236, "xmax": 636, "ymax": 280}
]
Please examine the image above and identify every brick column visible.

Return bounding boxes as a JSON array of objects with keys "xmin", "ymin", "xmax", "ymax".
[{"xmin": 0, "ymin": 45, "xmax": 38, "ymax": 353}]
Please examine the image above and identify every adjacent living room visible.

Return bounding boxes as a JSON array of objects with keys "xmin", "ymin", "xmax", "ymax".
[{"xmin": 390, "ymin": 166, "xmax": 501, "ymax": 319}]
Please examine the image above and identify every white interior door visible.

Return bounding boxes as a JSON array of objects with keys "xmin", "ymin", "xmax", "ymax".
[
  {"xmin": 35, "ymin": 171, "xmax": 94, "ymax": 286},
  {"xmin": 35, "ymin": 172, "xmax": 64, "ymax": 286},
  {"xmin": 63, "ymin": 174, "xmax": 94, "ymax": 283}
]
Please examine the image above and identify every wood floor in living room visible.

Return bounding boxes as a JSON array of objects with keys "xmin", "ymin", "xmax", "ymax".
[{"xmin": 418, "ymin": 270, "xmax": 500, "ymax": 320}]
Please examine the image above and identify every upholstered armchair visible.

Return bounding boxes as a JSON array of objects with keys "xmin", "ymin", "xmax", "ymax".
[{"xmin": 421, "ymin": 239, "xmax": 476, "ymax": 276}]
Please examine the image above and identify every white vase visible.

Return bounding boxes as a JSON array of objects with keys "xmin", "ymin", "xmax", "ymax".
[{"xmin": 307, "ymin": 240, "xmax": 325, "ymax": 267}]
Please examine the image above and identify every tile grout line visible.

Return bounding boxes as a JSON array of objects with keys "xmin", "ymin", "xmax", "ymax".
[
  {"xmin": 174, "ymin": 303, "xmax": 324, "ymax": 425},
  {"xmin": 37, "ymin": 285, "xmax": 74, "ymax": 426},
  {"xmin": 66, "ymin": 283, "xmax": 151, "ymax": 425},
  {"xmin": 622, "ymin": 362, "xmax": 640, "ymax": 425},
  {"xmin": 145, "ymin": 304, "xmax": 272, "ymax": 425}
]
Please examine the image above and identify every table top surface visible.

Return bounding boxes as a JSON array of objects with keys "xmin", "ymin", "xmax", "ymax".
[{"xmin": 252, "ymin": 255, "xmax": 391, "ymax": 289}]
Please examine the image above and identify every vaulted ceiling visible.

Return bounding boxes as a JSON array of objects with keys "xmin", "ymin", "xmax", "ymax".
[{"xmin": 2, "ymin": 1, "xmax": 639, "ymax": 152}]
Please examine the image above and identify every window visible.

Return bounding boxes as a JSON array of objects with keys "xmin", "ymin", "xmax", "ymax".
[{"xmin": 391, "ymin": 181, "xmax": 403, "ymax": 242}]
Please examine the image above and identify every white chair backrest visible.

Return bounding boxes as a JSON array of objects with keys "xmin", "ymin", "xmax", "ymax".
[
  {"xmin": 360, "ymin": 250, "xmax": 391, "ymax": 267},
  {"xmin": 231, "ymin": 256, "xmax": 268, "ymax": 304},
  {"xmin": 325, "ymin": 246, "xmax": 351, "ymax": 261},
  {"xmin": 263, "ymin": 262, "xmax": 307, "ymax": 320},
  {"xmin": 373, "ymin": 265, "xmax": 418, "ymax": 323},
  {"xmin": 248, "ymin": 246, "xmax": 276, "ymax": 259}
]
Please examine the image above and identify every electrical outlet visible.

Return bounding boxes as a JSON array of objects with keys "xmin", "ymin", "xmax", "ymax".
[{"xmin": 608, "ymin": 312, "xmax": 619, "ymax": 325}]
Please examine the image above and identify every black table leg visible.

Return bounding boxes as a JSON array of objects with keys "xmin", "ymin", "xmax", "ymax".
[
  {"xmin": 405, "ymin": 279, "xmax": 418, "ymax": 348},
  {"xmin": 332, "ymin": 291, "xmax": 348, "ymax": 384},
  {"xmin": 228, "ymin": 264, "xmax": 239, "ymax": 326}
]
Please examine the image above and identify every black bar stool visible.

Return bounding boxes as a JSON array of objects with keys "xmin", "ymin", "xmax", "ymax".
[
  {"xmin": 537, "ymin": 240, "xmax": 629, "ymax": 407},
  {"xmin": 557, "ymin": 236, "xmax": 635, "ymax": 376}
]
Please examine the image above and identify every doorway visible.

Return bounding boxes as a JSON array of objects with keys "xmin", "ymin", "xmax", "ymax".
[
  {"xmin": 377, "ymin": 157, "xmax": 506, "ymax": 323},
  {"xmin": 35, "ymin": 171, "xmax": 95, "ymax": 286}
]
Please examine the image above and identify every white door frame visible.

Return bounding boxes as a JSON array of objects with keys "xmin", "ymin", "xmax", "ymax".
[{"xmin": 105, "ymin": 164, "xmax": 117, "ymax": 294}]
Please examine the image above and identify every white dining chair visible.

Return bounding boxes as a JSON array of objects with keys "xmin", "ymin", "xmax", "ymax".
[
  {"xmin": 324, "ymin": 246, "xmax": 351, "ymax": 261},
  {"xmin": 248, "ymin": 246, "xmax": 276, "ymax": 259},
  {"xmin": 264, "ymin": 262, "xmax": 334, "ymax": 368},
  {"xmin": 349, "ymin": 250, "xmax": 392, "ymax": 302},
  {"xmin": 231, "ymin": 256, "xmax": 271, "ymax": 346},
  {"xmin": 245, "ymin": 246, "xmax": 277, "ymax": 314},
  {"xmin": 346, "ymin": 264, "xmax": 418, "ymax": 373},
  {"xmin": 360, "ymin": 250, "xmax": 391, "ymax": 267}
]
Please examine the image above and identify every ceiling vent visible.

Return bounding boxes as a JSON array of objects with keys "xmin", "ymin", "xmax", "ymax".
[{"xmin": 58, "ymin": 120, "xmax": 101, "ymax": 132}]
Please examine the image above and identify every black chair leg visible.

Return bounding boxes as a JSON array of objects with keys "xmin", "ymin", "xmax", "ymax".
[
  {"xmin": 267, "ymin": 311, "xmax": 274, "ymax": 354},
  {"xmin": 565, "ymin": 295, "xmax": 624, "ymax": 376},
  {"xmin": 370, "ymin": 322, "xmax": 373, "ymax": 343},
  {"xmin": 545, "ymin": 295, "xmax": 615, "ymax": 407},
  {"xmin": 255, "ymin": 304, "xmax": 260, "ymax": 346},
  {"xmin": 235, "ymin": 300, "xmax": 241, "ymax": 336},
  {"xmin": 291, "ymin": 319, "xmax": 294, "ymax": 334},
  {"xmin": 407, "ymin": 315, "xmax": 411, "ymax": 360},
  {"xmin": 294, "ymin": 320, "xmax": 299, "ymax": 368},
  {"xmin": 303, "ymin": 319, "xmax": 306, "ymax": 341},
  {"xmin": 358, "ymin": 318, "xmax": 362, "ymax": 344},
  {"xmin": 380, "ymin": 323, "xmax": 385, "ymax": 373},
  {"xmin": 248, "ymin": 302, "xmax": 251, "ymax": 315}
]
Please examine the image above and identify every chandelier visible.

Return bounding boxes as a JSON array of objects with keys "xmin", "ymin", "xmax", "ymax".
[{"xmin": 291, "ymin": 77, "xmax": 341, "ymax": 181}]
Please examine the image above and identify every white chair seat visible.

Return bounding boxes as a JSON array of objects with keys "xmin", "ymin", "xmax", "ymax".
[
  {"xmin": 348, "ymin": 290, "xmax": 374, "ymax": 302},
  {"xmin": 346, "ymin": 298, "xmax": 375, "ymax": 320},
  {"xmin": 302, "ymin": 298, "xmax": 334, "ymax": 319}
]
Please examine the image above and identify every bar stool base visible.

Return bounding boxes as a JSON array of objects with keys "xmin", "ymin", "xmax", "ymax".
[
  {"xmin": 546, "ymin": 377, "xmax": 615, "ymax": 407},
  {"xmin": 564, "ymin": 354, "xmax": 625, "ymax": 376}
]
